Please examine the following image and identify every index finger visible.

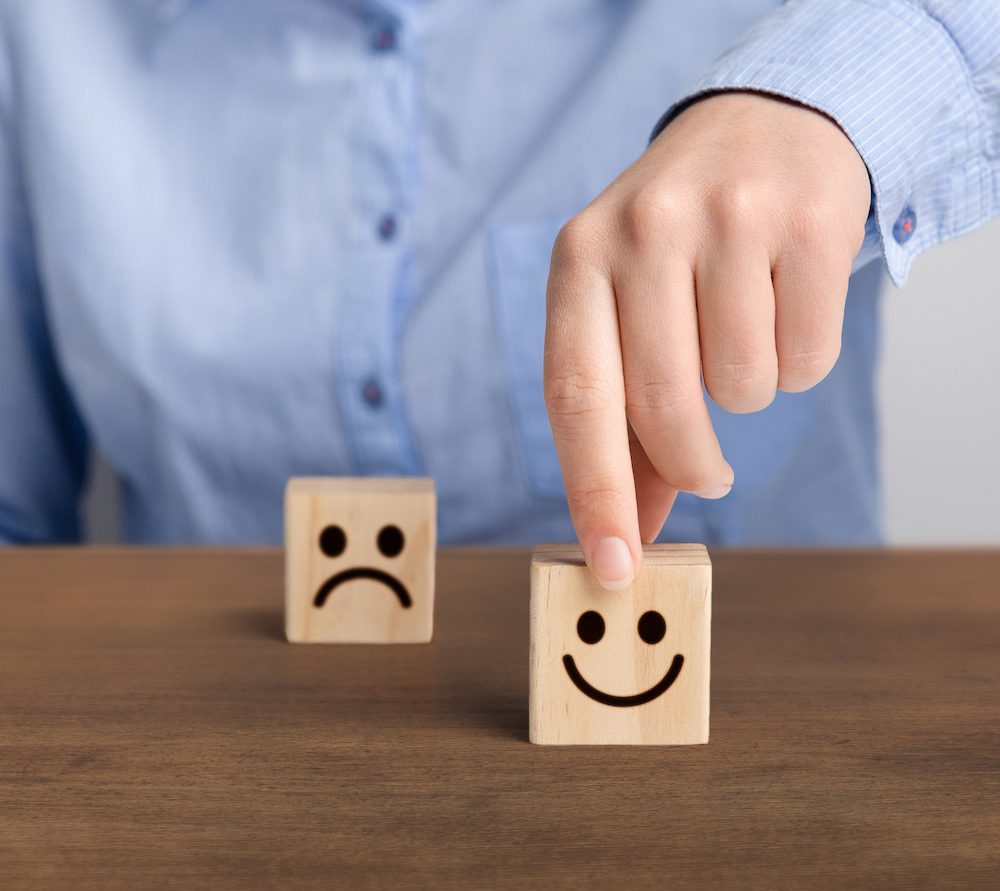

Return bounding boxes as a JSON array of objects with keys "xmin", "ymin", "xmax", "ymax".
[{"xmin": 544, "ymin": 221, "xmax": 641, "ymax": 590}]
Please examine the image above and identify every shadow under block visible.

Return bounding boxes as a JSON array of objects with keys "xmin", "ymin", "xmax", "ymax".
[
  {"xmin": 285, "ymin": 477, "xmax": 436, "ymax": 643},
  {"xmin": 530, "ymin": 544, "xmax": 711, "ymax": 745}
]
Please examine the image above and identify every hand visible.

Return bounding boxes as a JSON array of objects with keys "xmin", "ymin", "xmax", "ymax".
[{"xmin": 544, "ymin": 92, "xmax": 871, "ymax": 588}]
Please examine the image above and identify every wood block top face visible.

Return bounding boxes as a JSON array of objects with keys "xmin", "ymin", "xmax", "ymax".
[
  {"xmin": 286, "ymin": 477, "xmax": 434, "ymax": 495},
  {"xmin": 285, "ymin": 477, "xmax": 436, "ymax": 643},
  {"xmin": 533, "ymin": 543, "xmax": 709, "ymax": 566},
  {"xmin": 530, "ymin": 544, "xmax": 711, "ymax": 745}
]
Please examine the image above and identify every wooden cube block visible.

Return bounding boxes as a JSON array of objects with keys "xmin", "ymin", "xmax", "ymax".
[
  {"xmin": 285, "ymin": 477, "xmax": 435, "ymax": 643},
  {"xmin": 530, "ymin": 543, "xmax": 711, "ymax": 745}
]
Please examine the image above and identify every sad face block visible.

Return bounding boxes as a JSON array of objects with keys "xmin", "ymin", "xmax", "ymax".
[
  {"xmin": 284, "ymin": 477, "xmax": 436, "ymax": 643},
  {"xmin": 530, "ymin": 544, "xmax": 711, "ymax": 745}
]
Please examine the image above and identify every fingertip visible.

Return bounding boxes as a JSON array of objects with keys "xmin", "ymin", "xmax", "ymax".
[
  {"xmin": 693, "ymin": 483, "xmax": 732, "ymax": 500},
  {"xmin": 636, "ymin": 491, "xmax": 677, "ymax": 544},
  {"xmin": 692, "ymin": 463, "xmax": 734, "ymax": 500},
  {"xmin": 587, "ymin": 535, "xmax": 637, "ymax": 591}
]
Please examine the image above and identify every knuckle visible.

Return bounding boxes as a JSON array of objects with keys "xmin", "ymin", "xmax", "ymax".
[
  {"xmin": 704, "ymin": 358, "xmax": 777, "ymax": 412},
  {"xmin": 785, "ymin": 199, "xmax": 859, "ymax": 268},
  {"xmin": 624, "ymin": 379, "xmax": 699, "ymax": 423},
  {"xmin": 622, "ymin": 192, "xmax": 683, "ymax": 247},
  {"xmin": 708, "ymin": 181, "xmax": 765, "ymax": 234},
  {"xmin": 785, "ymin": 202, "xmax": 829, "ymax": 251},
  {"xmin": 551, "ymin": 215, "xmax": 603, "ymax": 270},
  {"xmin": 779, "ymin": 345, "xmax": 840, "ymax": 390},
  {"xmin": 544, "ymin": 372, "xmax": 615, "ymax": 426},
  {"xmin": 568, "ymin": 483, "xmax": 631, "ymax": 519}
]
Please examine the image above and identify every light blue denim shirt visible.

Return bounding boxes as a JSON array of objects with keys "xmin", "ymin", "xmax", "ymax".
[{"xmin": 0, "ymin": 0, "xmax": 997, "ymax": 545}]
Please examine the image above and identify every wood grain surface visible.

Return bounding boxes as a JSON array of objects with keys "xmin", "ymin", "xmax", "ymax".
[{"xmin": 1, "ymin": 548, "xmax": 998, "ymax": 888}]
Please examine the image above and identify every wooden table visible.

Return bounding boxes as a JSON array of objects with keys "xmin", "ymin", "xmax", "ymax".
[{"xmin": 1, "ymin": 548, "xmax": 998, "ymax": 888}]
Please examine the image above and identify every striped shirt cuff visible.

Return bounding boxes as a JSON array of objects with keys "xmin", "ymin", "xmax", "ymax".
[{"xmin": 653, "ymin": 0, "xmax": 996, "ymax": 286}]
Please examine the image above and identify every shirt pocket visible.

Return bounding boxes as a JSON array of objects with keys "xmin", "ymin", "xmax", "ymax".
[{"xmin": 487, "ymin": 215, "xmax": 568, "ymax": 501}]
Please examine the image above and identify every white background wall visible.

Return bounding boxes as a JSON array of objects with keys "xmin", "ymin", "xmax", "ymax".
[
  {"xmin": 84, "ymin": 219, "xmax": 1000, "ymax": 545},
  {"xmin": 879, "ymin": 217, "xmax": 1000, "ymax": 545}
]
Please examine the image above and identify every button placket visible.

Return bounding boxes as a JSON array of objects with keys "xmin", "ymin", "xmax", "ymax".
[{"xmin": 334, "ymin": 12, "xmax": 417, "ymax": 475}]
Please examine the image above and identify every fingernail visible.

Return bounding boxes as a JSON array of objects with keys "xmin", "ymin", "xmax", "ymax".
[
  {"xmin": 590, "ymin": 537, "xmax": 634, "ymax": 591},
  {"xmin": 694, "ymin": 483, "xmax": 732, "ymax": 499}
]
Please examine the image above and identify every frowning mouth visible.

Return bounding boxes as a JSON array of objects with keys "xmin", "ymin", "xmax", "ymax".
[
  {"xmin": 313, "ymin": 568, "xmax": 412, "ymax": 608},
  {"xmin": 562, "ymin": 653, "xmax": 684, "ymax": 707}
]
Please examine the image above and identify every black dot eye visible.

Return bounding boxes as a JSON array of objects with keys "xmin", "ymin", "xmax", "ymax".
[
  {"xmin": 318, "ymin": 525, "xmax": 346, "ymax": 558},
  {"xmin": 377, "ymin": 525, "xmax": 405, "ymax": 558},
  {"xmin": 577, "ymin": 611, "xmax": 605, "ymax": 645},
  {"xmin": 638, "ymin": 611, "xmax": 666, "ymax": 645}
]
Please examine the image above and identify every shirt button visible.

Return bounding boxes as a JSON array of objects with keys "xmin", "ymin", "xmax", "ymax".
[
  {"xmin": 361, "ymin": 377, "xmax": 384, "ymax": 409},
  {"xmin": 371, "ymin": 23, "xmax": 397, "ymax": 53},
  {"xmin": 377, "ymin": 214, "xmax": 398, "ymax": 242},
  {"xmin": 892, "ymin": 205, "xmax": 916, "ymax": 244}
]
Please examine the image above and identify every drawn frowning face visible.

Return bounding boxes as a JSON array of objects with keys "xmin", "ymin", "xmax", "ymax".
[
  {"xmin": 312, "ymin": 523, "xmax": 411, "ymax": 609},
  {"xmin": 284, "ymin": 478, "xmax": 436, "ymax": 644}
]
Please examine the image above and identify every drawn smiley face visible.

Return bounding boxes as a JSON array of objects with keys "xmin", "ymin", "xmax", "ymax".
[
  {"xmin": 312, "ymin": 523, "xmax": 411, "ymax": 609},
  {"xmin": 562, "ymin": 609, "xmax": 684, "ymax": 707},
  {"xmin": 529, "ymin": 543, "xmax": 710, "ymax": 744}
]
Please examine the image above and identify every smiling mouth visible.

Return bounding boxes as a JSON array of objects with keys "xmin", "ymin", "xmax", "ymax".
[
  {"xmin": 313, "ymin": 568, "xmax": 412, "ymax": 608},
  {"xmin": 562, "ymin": 654, "xmax": 684, "ymax": 707}
]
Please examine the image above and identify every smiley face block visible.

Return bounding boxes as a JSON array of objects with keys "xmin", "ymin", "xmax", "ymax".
[
  {"xmin": 284, "ymin": 477, "xmax": 436, "ymax": 643},
  {"xmin": 530, "ymin": 544, "xmax": 711, "ymax": 745}
]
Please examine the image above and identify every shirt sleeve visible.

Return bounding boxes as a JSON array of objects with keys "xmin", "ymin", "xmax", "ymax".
[
  {"xmin": 652, "ymin": 0, "xmax": 1000, "ymax": 286},
  {"xmin": 0, "ymin": 42, "xmax": 89, "ymax": 543}
]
